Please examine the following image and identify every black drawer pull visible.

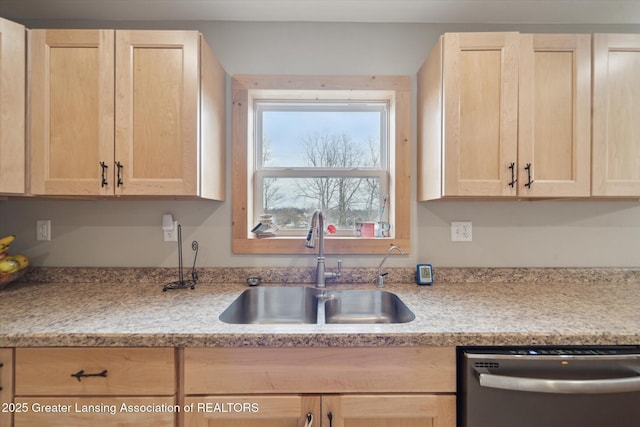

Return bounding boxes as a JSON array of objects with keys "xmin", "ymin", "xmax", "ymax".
[{"xmin": 71, "ymin": 369, "xmax": 108, "ymax": 382}]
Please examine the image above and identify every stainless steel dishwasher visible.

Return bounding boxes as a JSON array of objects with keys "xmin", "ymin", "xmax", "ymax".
[{"xmin": 459, "ymin": 346, "xmax": 640, "ymax": 427}]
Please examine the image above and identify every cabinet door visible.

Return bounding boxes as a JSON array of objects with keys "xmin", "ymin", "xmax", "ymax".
[
  {"xmin": 0, "ymin": 18, "xmax": 26, "ymax": 195},
  {"xmin": 14, "ymin": 397, "xmax": 175, "ymax": 427},
  {"xmin": 518, "ymin": 34, "xmax": 591, "ymax": 197},
  {"xmin": 0, "ymin": 348, "xmax": 14, "ymax": 427},
  {"xmin": 592, "ymin": 34, "xmax": 640, "ymax": 197},
  {"xmin": 115, "ymin": 30, "xmax": 199, "ymax": 196},
  {"xmin": 323, "ymin": 394, "xmax": 455, "ymax": 427},
  {"xmin": 184, "ymin": 395, "xmax": 320, "ymax": 427},
  {"xmin": 29, "ymin": 29, "xmax": 115, "ymax": 195},
  {"xmin": 443, "ymin": 32, "xmax": 519, "ymax": 197}
]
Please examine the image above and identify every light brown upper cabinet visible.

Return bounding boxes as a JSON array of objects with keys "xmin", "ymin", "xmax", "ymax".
[
  {"xmin": 519, "ymin": 34, "xmax": 591, "ymax": 198},
  {"xmin": 592, "ymin": 34, "xmax": 640, "ymax": 197},
  {"xmin": 29, "ymin": 29, "xmax": 225, "ymax": 199},
  {"xmin": 0, "ymin": 17, "xmax": 26, "ymax": 195},
  {"xmin": 418, "ymin": 32, "xmax": 591, "ymax": 200},
  {"xmin": 29, "ymin": 30, "xmax": 114, "ymax": 196},
  {"xmin": 419, "ymin": 32, "xmax": 519, "ymax": 199}
]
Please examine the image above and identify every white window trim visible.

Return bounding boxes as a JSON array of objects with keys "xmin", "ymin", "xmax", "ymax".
[{"xmin": 253, "ymin": 97, "xmax": 392, "ymax": 237}]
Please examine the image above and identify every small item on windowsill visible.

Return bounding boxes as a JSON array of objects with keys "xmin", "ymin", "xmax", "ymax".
[
  {"xmin": 377, "ymin": 221, "xmax": 391, "ymax": 237},
  {"xmin": 252, "ymin": 228, "xmax": 276, "ymax": 238},
  {"xmin": 251, "ymin": 214, "xmax": 279, "ymax": 238},
  {"xmin": 355, "ymin": 222, "xmax": 375, "ymax": 238}
]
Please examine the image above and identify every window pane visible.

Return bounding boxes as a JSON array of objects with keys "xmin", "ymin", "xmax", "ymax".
[
  {"xmin": 260, "ymin": 106, "xmax": 384, "ymax": 169},
  {"xmin": 263, "ymin": 176, "xmax": 381, "ymax": 230}
]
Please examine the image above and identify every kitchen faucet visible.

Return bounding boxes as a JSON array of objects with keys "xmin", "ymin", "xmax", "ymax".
[
  {"xmin": 305, "ymin": 209, "xmax": 341, "ymax": 288},
  {"xmin": 377, "ymin": 245, "xmax": 404, "ymax": 288}
]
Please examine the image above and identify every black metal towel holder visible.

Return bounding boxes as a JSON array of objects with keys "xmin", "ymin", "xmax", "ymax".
[{"xmin": 163, "ymin": 224, "xmax": 198, "ymax": 292}]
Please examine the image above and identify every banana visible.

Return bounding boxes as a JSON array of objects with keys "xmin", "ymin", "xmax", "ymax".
[
  {"xmin": 0, "ymin": 257, "xmax": 20, "ymax": 274},
  {"xmin": 0, "ymin": 234, "xmax": 15, "ymax": 252},
  {"xmin": 12, "ymin": 254, "xmax": 29, "ymax": 270}
]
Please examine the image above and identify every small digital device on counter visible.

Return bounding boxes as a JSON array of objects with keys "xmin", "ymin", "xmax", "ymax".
[{"xmin": 416, "ymin": 264, "xmax": 433, "ymax": 285}]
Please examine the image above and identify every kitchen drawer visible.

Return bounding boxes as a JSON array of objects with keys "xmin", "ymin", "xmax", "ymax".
[
  {"xmin": 184, "ymin": 347, "xmax": 456, "ymax": 394},
  {"xmin": 15, "ymin": 347, "xmax": 175, "ymax": 396},
  {"xmin": 14, "ymin": 397, "xmax": 175, "ymax": 427}
]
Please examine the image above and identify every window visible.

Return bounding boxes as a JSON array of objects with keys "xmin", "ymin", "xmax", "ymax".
[
  {"xmin": 256, "ymin": 100, "xmax": 389, "ymax": 235},
  {"xmin": 232, "ymin": 75, "xmax": 410, "ymax": 254}
]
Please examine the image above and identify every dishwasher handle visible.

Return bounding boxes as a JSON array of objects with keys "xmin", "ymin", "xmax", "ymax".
[{"xmin": 478, "ymin": 372, "xmax": 640, "ymax": 394}]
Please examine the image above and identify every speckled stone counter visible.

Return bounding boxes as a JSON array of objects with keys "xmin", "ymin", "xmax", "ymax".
[{"xmin": 1, "ymin": 268, "xmax": 639, "ymax": 348}]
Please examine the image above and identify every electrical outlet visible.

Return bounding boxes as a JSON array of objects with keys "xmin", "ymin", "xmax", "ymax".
[
  {"xmin": 164, "ymin": 221, "xmax": 178, "ymax": 242},
  {"xmin": 451, "ymin": 221, "xmax": 472, "ymax": 242},
  {"xmin": 36, "ymin": 220, "xmax": 51, "ymax": 241}
]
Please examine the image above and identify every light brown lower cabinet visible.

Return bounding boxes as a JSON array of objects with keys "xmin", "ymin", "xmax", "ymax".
[
  {"xmin": 13, "ymin": 397, "xmax": 175, "ymax": 427},
  {"xmin": 184, "ymin": 395, "xmax": 320, "ymax": 427},
  {"xmin": 4, "ymin": 346, "xmax": 454, "ymax": 427},
  {"xmin": 183, "ymin": 347, "xmax": 456, "ymax": 427},
  {"xmin": 184, "ymin": 394, "xmax": 455, "ymax": 427},
  {"xmin": 0, "ymin": 348, "xmax": 14, "ymax": 427},
  {"xmin": 11, "ymin": 347, "xmax": 177, "ymax": 427},
  {"xmin": 324, "ymin": 394, "xmax": 455, "ymax": 427}
]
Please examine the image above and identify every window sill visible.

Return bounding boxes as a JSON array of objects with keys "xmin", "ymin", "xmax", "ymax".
[{"xmin": 232, "ymin": 235, "xmax": 410, "ymax": 255}]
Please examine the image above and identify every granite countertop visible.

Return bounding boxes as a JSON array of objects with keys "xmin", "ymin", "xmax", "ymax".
[{"xmin": 1, "ymin": 269, "xmax": 639, "ymax": 347}]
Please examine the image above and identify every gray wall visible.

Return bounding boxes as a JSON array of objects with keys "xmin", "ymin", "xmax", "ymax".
[{"xmin": 1, "ymin": 20, "xmax": 640, "ymax": 268}]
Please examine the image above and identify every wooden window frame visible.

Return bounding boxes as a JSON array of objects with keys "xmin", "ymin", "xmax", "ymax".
[{"xmin": 232, "ymin": 75, "xmax": 411, "ymax": 254}]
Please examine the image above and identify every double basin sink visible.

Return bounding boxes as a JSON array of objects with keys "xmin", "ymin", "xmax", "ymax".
[{"xmin": 219, "ymin": 286, "xmax": 415, "ymax": 324}]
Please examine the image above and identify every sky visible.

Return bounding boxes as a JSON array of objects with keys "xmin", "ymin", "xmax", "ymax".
[{"xmin": 261, "ymin": 108, "xmax": 383, "ymax": 167}]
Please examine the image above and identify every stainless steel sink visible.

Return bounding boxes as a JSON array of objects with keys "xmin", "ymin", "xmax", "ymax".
[
  {"xmin": 219, "ymin": 287, "xmax": 414, "ymax": 325},
  {"xmin": 324, "ymin": 289, "xmax": 415, "ymax": 324},
  {"xmin": 219, "ymin": 286, "xmax": 318, "ymax": 324}
]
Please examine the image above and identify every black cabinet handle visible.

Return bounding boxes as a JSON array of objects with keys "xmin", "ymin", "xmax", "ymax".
[
  {"xmin": 115, "ymin": 161, "xmax": 123, "ymax": 187},
  {"xmin": 71, "ymin": 369, "xmax": 108, "ymax": 382},
  {"xmin": 99, "ymin": 162, "xmax": 109, "ymax": 187},
  {"xmin": 327, "ymin": 411, "xmax": 333, "ymax": 427},
  {"xmin": 508, "ymin": 162, "xmax": 517, "ymax": 188},
  {"xmin": 524, "ymin": 163, "xmax": 534, "ymax": 189}
]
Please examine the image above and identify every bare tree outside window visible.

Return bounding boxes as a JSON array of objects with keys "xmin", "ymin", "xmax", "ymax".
[
  {"xmin": 261, "ymin": 137, "xmax": 284, "ymax": 211},
  {"xmin": 296, "ymin": 131, "xmax": 378, "ymax": 227},
  {"xmin": 255, "ymin": 102, "xmax": 388, "ymax": 234}
]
